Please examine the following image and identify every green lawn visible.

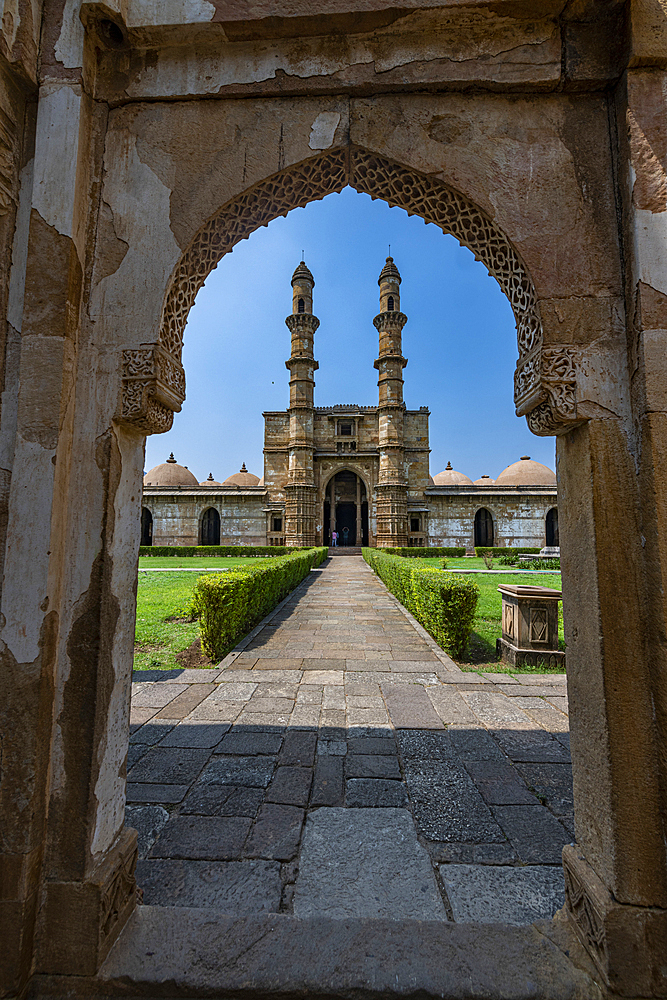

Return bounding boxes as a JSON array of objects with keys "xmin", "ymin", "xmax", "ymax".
[
  {"xmin": 134, "ymin": 557, "xmax": 270, "ymax": 670},
  {"xmin": 138, "ymin": 556, "xmax": 271, "ymax": 570}
]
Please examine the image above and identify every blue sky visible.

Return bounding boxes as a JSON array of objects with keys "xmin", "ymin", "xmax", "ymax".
[{"xmin": 145, "ymin": 187, "xmax": 555, "ymax": 483}]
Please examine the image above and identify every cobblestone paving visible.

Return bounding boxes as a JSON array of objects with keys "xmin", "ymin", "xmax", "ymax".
[{"xmin": 127, "ymin": 557, "xmax": 572, "ymax": 925}]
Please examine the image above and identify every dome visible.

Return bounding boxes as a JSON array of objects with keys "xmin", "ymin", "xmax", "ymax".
[
  {"xmin": 428, "ymin": 476, "xmax": 435, "ymax": 485},
  {"xmin": 473, "ymin": 475, "xmax": 495, "ymax": 486},
  {"xmin": 258, "ymin": 476, "xmax": 265, "ymax": 486},
  {"xmin": 200, "ymin": 473, "xmax": 223, "ymax": 486},
  {"xmin": 495, "ymin": 455, "xmax": 556, "ymax": 486},
  {"xmin": 223, "ymin": 462, "xmax": 261, "ymax": 488},
  {"xmin": 143, "ymin": 453, "xmax": 198, "ymax": 487},
  {"xmin": 378, "ymin": 255, "xmax": 401, "ymax": 285},
  {"xmin": 432, "ymin": 461, "xmax": 473, "ymax": 487},
  {"xmin": 292, "ymin": 260, "xmax": 314, "ymax": 286}
]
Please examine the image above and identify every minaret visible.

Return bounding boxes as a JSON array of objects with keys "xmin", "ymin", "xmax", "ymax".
[
  {"xmin": 284, "ymin": 260, "xmax": 319, "ymax": 546},
  {"xmin": 373, "ymin": 256, "xmax": 409, "ymax": 546}
]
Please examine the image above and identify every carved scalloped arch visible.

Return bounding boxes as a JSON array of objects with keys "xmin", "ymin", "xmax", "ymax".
[{"xmin": 158, "ymin": 147, "xmax": 542, "ymax": 360}]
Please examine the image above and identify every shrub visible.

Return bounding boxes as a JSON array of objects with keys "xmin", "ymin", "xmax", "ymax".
[
  {"xmin": 521, "ymin": 557, "xmax": 561, "ymax": 571},
  {"xmin": 192, "ymin": 547, "xmax": 327, "ymax": 660},
  {"xmin": 139, "ymin": 545, "xmax": 308, "ymax": 557},
  {"xmin": 384, "ymin": 546, "xmax": 466, "ymax": 558},
  {"xmin": 482, "ymin": 553, "xmax": 494, "ymax": 569},
  {"xmin": 363, "ymin": 548, "xmax": 479, "ymax": 658}
]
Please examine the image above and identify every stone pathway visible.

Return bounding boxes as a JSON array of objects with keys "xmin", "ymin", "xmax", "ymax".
[{"xmin": 127, "ymin": 557, "xmax": 572, "ymax": 926}]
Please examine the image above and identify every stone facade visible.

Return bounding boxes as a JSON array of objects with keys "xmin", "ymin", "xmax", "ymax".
[
  {"xmin": 143, "ymin": 263, "xmax": 557, "ymax": 549},
  {"xmin": 2, "ymin": 2, "xmax": 667, "ymax": 996}
]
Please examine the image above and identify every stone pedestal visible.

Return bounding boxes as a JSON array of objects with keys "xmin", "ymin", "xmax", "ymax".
[{"xmin": 496, "ymin": 584, "xmax": 565, "ymax": 669}]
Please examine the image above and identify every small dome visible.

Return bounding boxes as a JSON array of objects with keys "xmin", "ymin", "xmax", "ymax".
[
  {"xmin": 432, "ymin": 461, "xmax": 473, "ymax": 487},
  {"xmin": 428, "ymin": 476, "xmax": 435, "ymax": 485},
  {"xmin": 495, "ymin": 456, "xmax": 556, "ymax": 486},
  {"xmin": 258, "ymin": 476, "xmax": 265, "ymax": 486},
  {"xmin": 292, "ymin": 260, "xmax": 314, "ymax": 286},
  {"xmin": 200, "ymin": 472, "xmax": 223, "ymax": 486},
  {"xmin": 223, "ymin": 462, "xmax": 261, "ymax": 487},
  {"xmin": 378, "ymin": 255, "xmax": 401, "ymax": 285},
  {"xmin": 143, "ymin": 453, "xmax": 198, "ymax": 487},
  {"xmin": 473, "ymin": 475, "xmax": 495, "ymax": 486}
]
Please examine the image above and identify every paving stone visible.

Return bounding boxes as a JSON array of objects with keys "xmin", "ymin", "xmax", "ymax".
[
  {"xmin": 440, "ymin": 864, "xmax": 565, "ymax": 925},
  {"xmin": 396, "ymin": 729, "xmax": 454, "ymax": 761},
  {"xmin": 127, "ymin": 744, "xmax": 151, "ymax": 770},
  {"xmin": 181, "ymin": 783, "xmax": 264, "ymax": 818},
  {"xmin": 126, "ymin": 783, "xmax": 189, "ymax": 804},
  {"xmin": 280, "ymin": 731, "xmax": 317, "ymax": 766},
  {"xmin": 135, "ymin": 859, "xmax": 282, "ymax": 911},
  {"xmin": 447, "ymin": 726, "xmax": 507, "ymax": 762},
  {"xmin": 293, "ymin": 808, "xmax": 446, "ymax": 920},
  {"xmin": 148, "ymin": 816, "xmax": 252, "ymax": 860},
  {"xmin": 156, "ymin": 684, "xmax": 217, "ymax": 719},
  {"xmin": 317, "ymin": 739, "xmax": 347, "ymax": 756},
  {"xmin": 345, "ymin": 754, "xmax": 401, "ymax": 779},
  {"xmin": 131, "ymin": 683, "xmax": 188, "ymax": 708},
  {"xmin": 427, "ymin": 688, "xmax": 477, "ymax": 725},
  {"xmin": 491, "ymin": 728, "xmax": 571, "ymax": 763},
  {"xmin": 427, "ymin": 842, "xmax": 517, "ymax": 865},
  {"xmin": 245, "ymin": 697, "xmax": 296, "ymax": 714},
  {"xmin": 200, "ymin": 755, "xmax": 276, "ymax": 788},
  {"xmin": 311, "ymin": 756, "xmax": 344, "ymax": 806},
  {"xmin": 345, "ymin": 778, "xmax": 409, "ymax": 808},
  {"xmin": 347, "ymin": 708, "xmax": 389, "ymax": 726},
  {"xmin": 215, "ymin": 730, "xmax": 284, "ymax": 756},
  {"xmin": 130, "ymin": 706, "xmax": 158, "ymax": 726},
  {"xmin": 492, "ymin": 805, "xmax": 572, "ymax": 863},
  {"xmin": 187, "ymin": 701, "xmax": 244, "ymax": 723},
  {"xmin": 347, "ymin": 736, "xmax": 396, "ymax": 756},
  {"xmin": 125, "ymin": 805, "xmax": 170, "ymax": 858},
  {"xmin": 465, "ymin": 761, "xmax": 537, "ymax": 805},
  {"xmin": 158, "ymin": 722, "xmax": 230, "ymax": 749},
  {"xmin": 130, "ymin": 719, "xmax": 178, "ymax": 746},
  {"xmin": 403, "ymin": 760, "xmax": 505, "ymax": 843},
  {"xmin": 128, "ymin": 748, "xmax": 212, "ymax": 785},
  {"xmin": 289, "ymin": 707, "xmax": 321, "ymax": 727},
  {"xmin": 382, "ymin": 684, "xmax": 444, "ymax": 729},
  {"xmin": 244, "ymin": 804, "xmax": 305, "ymax": 860},
  {"xmin": 515, "ymin": 763, "xmax": 574, "ymax": 816},
  {"xmin": 302, "ymin": 670, "xmax": 344, "ymax": 685},
  {"xmin": 265, "ymin": 766, "xmax": 313, "ymax": 806}
]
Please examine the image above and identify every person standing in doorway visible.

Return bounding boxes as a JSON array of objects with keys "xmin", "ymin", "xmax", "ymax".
[
  {"xmin": 343, "ymin": 526, "xmax": 349, "ymax": 546},
  {"xmin": 332, "ymin": 530, "xmax": 338, "ymax": 547}
]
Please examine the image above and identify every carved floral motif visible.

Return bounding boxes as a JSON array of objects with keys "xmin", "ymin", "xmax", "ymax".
[
  {"xmin": 563, "ymin": 853, "xmax": 607, "ymax": 968},
  {"xmin": 120, "ymin": 345, "xmax": 185, "ymax": 434}
]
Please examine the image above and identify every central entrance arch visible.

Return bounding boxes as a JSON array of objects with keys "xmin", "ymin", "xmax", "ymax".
[{"xmin": 324, "ymin": 470, "xmax": 369, "ymax": 546}]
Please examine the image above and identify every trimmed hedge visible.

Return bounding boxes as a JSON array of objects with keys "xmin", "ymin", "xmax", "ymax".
[
  {"xmin": 139, "ymin": 545, "xmax": 307, "ymax": 557},
  {"xmin": 363, "ymin": 548, "xmax": 479, "ymax": 658},
  {"xmin": 192, "ymin": 547, "xmax": 327, "ymax": 661},
  {"xmin": 383, "ymin": 547, "xmax": 466, "ymax": 558},
  {"xmin": 475, "ymin": 547, "xmax": 540, "ymax": 557}
]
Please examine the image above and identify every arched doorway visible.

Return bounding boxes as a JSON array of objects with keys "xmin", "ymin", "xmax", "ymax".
[
  {"xmin": 324, "ymin": 470, "xmax": 369, "ymax": 546},
  {"xmin": 140, "ymin": 507, "xmax": 153, "ymax": 546},
  {"xmin": 200, "ymin": 507, "xmax": 220, "ymax": 545},
  {"xmin": 474, "ymin": 507, "xmax": 494, "ymax": 547},
  {"xmin": 546, "ymin": 507, "xmax": 559, "ymax": 547}
]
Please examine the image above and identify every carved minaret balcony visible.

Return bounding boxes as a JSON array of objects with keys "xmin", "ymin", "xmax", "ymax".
[
  {"xmin": 373, "ymin": 256, "xmax": 409, "ymax": 547},
  {"xmin": 284, "ymin": 260, "xmax": 319, "ymax": 546}
]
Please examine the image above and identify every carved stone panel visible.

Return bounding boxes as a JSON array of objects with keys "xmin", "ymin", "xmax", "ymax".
[{"xmin": 120, "ymin": 345, "xmax": 185, "ymax": 434}]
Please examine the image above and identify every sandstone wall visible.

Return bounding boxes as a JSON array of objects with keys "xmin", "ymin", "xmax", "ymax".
[
  {"xmin": 143, "ymin": 493, "xmax": 268, "ymax": 545},
  {"xmin": 426, "ymin": 491, "xmax": 557, "ymax": 549}
]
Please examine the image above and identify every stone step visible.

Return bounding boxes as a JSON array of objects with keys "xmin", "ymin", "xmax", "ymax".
[{"xmin": 328, "ymin": 546, "xmax": 362, "ymax": 555}]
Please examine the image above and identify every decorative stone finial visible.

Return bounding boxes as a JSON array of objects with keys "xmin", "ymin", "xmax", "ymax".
[
  {"xmin": 167, "ymin": 453, "xmax": 176, "ymax": 463},
  {"xmin": 207, "ymin": 473, "xmax": 214, "ymax": 480},
  {"xmin": 240, "ymin": 462, "xmax": 247, "ymax": 472},
  {"xmin": 521, "ymin": 455, "xmax": 531, "ymax": 460},
  {"xmin": 446, "ymin": 461, "xmax": 453, "ymax": 470}
]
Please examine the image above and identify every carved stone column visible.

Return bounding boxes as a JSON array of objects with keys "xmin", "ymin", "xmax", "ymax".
[{"xmin": 356, "ymin": 476, "xmax": 362, "ymax": 547}]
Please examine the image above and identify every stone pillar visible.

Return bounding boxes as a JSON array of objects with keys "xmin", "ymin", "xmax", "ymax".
[
  {"xmin": 356, "ymin": 476, "xmax": 363, "ymax": 547},
  {"xmin": 284, "ymin": 261, "xmax": 319, "ymax": 547},
  {"xmin": 373, "ymin": 257, "xmax": 408, "ymax": 547}
]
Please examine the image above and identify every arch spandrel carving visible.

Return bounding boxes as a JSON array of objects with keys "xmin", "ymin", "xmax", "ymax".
[{"xmin": 119, "ymin": 146, "xmax": 583, "ymax": 437}]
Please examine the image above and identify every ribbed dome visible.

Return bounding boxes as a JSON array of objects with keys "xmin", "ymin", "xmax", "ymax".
[
  {"xmin": 432, "ymin": 461, "xmax": 473, "ymax": 487},
  {"xmin": 473, "ymin": 475, "xmax": 495, "ymax": 486},
  {"xmin": 143, "ymin": 453, "xmax": 198, "ymax": 487},
  {"xmin": 200, "ymin": 473, "xmax": 223, "ymax": 486},
  {"xmin": 292, "ymin": 260, "xmax": 314, "ymax": 286},
  {"xmin": 378, "ymin": 255, "xmax": 401, "ymax": 285},
  {"xmin": 223, "ymin": 462, "xmax": 261, "ymax": 487},
  {"xmin": 495, "ymin": 456, "xmax": 556, "ymax": 486}
]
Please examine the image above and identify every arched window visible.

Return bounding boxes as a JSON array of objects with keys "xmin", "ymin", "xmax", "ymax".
[
  {"xmin": 546, "ymin": 507, "xmax": 559, "ymax": 547},
  {"xmin": 387, "ymin": 295, "xmax": 394, "ymax": 311},
  {"xmin": 140, "ymin": 507, "xmax": 153, "ymax": 546},
  {"xmin": 298, "ymin": 298, "xmax": 305, "ymax": 313},
  {"xmin": 200, "ymin": 507, "xmax": 220, "ymax": 546},
  {"xmin": 474, "ymin": 507, "xmax": 494, "ymax": 547}
]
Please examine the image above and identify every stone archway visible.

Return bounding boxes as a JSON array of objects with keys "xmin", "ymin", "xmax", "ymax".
[{"xmin": 120, "ymin": 148, "xmax": 580, "ymax": 444}]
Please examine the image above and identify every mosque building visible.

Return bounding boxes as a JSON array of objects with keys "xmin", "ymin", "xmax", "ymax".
[{"xmin": 141, "ymin": 258, "xmax": 558, "ymax": 550}]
